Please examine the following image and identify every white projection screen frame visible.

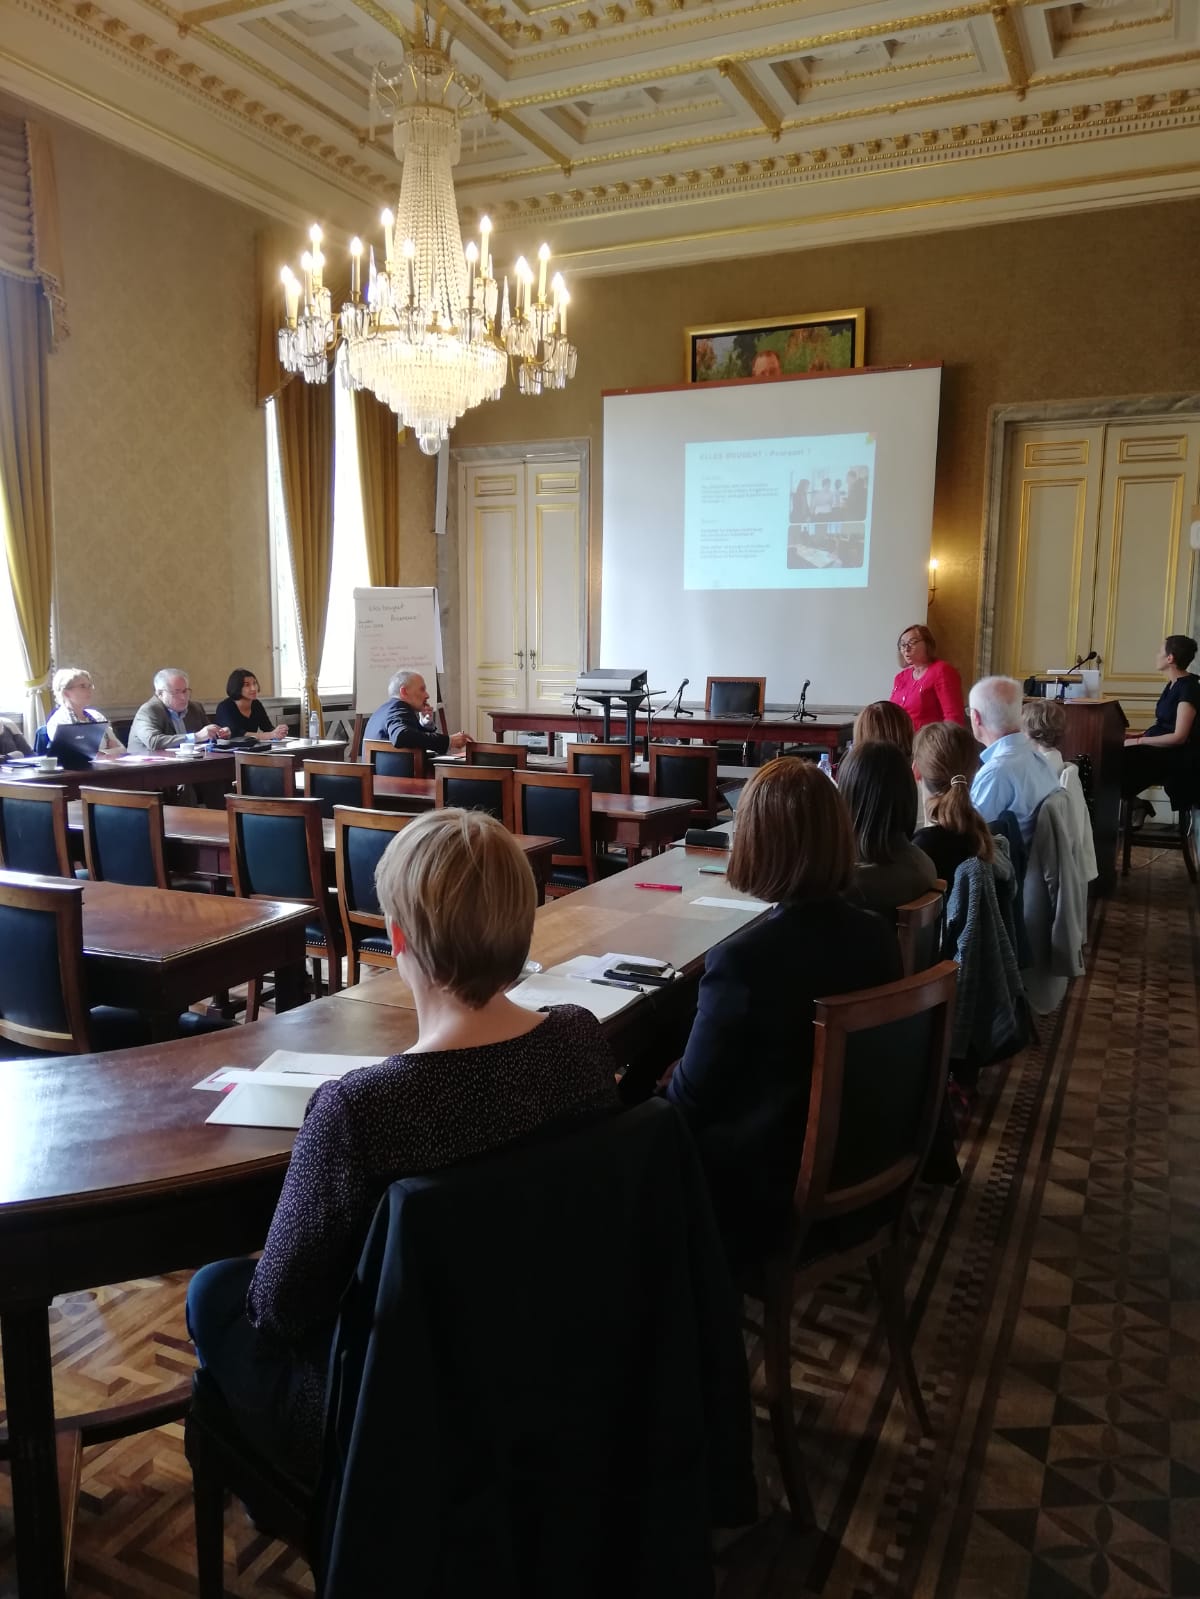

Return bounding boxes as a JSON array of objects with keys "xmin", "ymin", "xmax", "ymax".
[{"xmin": 600, "ymin": 364, "xmax": 942, "ymax": 709}]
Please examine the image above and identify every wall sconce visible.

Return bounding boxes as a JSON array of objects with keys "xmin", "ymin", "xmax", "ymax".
[{"xmin": 928, "ymin": 557, "xmax": 939, "ymax": 604}]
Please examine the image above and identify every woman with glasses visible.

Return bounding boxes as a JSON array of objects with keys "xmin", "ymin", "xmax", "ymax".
[{"xmin": 889, "ymin": 623, "xmax": 966, "ymax": 733}]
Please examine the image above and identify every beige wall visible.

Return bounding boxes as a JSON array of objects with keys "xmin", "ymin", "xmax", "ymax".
[
  {"xmin": 45, "ymin": 119, "xmax": 269, "ymax": 709},
  {"xmin": 452, "ymin": 196, "xmax": 1200, "ymax": 691}
]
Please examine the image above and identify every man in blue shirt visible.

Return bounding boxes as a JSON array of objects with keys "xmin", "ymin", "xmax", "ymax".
[{"xmin": 968, "ymin": 675, "xmax": 1058, "ymax": 844}]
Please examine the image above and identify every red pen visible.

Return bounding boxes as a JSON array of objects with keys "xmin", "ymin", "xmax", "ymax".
[{"xmin": 635, "ymin": 881, "xmax": 683, "ymax": 893}]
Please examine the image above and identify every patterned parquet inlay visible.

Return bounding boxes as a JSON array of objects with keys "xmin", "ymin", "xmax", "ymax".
[{"xmin": 1, "ymin": 847, "xmax": 1195, "ymax": 1597}]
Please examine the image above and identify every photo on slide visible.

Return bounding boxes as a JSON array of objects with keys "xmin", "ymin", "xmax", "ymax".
[{"xmin": 684, "ymin": 433, "xmax": 877, "ymax": 590}]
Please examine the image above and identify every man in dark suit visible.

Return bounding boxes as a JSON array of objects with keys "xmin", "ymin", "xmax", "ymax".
[{"xmin": 363, "ymin": 672, "xmax": 470, "ymax": 756}]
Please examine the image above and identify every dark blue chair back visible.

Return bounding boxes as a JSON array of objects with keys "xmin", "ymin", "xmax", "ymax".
[
  {"xmin": 572, "ymin": 752, "xmax": 623, "ymax": 794},
  {"xmin": 372, "ymin": 748, "xmax": 420, "ymax": 778},
  {"xmin": 239, "ymin": 761, "xmax": 289, "ymax": 798},
  {"xmin": 310, "ymin": 774, "xmax": 367, "ymax": 820},
  {"xmin": 33, "ymin": 726, "xmax": 51, "ymax": 756},
  {"xmin": 654, "ymin": 754, "xmax": 709, "ymax": 805},
  {"xmin": 88, "ymin": 802, "xmax": 160, "ymax": 887},
  {"xmin": 521, "ymin": 784, "xmax": 583, "ymax": 857},
  {"xmin": 443, "ymin": 775, "xmax": 507, "ymax": 822},
  {"xmin": 470, "ymin": 748, "xmax": 522, "ymax": 769},
  {"xmin": 346, "ymin": 825, "xmax": 390, "ymax": 915},
  {"xmin": 0, "ymin": 898, "xmax": 70, "ymax": 1035},
  {"xmin": 0, "ymin": 790, "xmax": 69, "ymax": 875},
  {"xmin": 236, "ymin": 811, "xmax": 313, "ymax": 900}
]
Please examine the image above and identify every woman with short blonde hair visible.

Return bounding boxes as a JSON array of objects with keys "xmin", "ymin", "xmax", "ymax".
[
  {"xmin": 44, "ymin": 667, "xmax": 123, "ymax": 754},
  {"xmin": 668, "ymin": 758, "xmax": 901, "ymax": 1264},
  {"xmin": 187, "ymin": 807, "xmax": 618, "ymax": 1482}
]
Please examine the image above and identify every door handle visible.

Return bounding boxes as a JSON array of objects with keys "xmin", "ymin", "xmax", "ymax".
[
  {"xmin": 516, "ymin": 648, "xmax": 525, "ymax": 669},
  {"xmin": 529, "ymin": 648, "xmax": 537, "ymax": 669}
]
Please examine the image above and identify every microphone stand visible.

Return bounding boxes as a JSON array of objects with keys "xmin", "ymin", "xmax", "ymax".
[
  {"xmin": 671, "ymin": 680, "xmax": 693, "ymax": 718},
  {"xmin": 790, "ymin": 681, "xmax": 817, "ymax": 722}
]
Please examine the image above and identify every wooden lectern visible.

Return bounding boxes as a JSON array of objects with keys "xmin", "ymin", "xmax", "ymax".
[{"xmin": 1057, "ymin": 697, "xmax": 1128, "ymax": 894}]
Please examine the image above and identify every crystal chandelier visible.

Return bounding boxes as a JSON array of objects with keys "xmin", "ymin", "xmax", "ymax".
[{"xmin": 277, "ymin": 14, "xmax": 577, "ymax": 456}]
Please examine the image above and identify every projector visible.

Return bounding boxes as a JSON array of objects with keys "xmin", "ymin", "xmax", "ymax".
[{"xmin": 575, "ymin": 669, "xmax": 648, "ymax": 696}]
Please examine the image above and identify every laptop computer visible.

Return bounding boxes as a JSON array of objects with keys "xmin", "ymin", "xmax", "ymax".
[{"xmin": 49, "ymin": 720, "xmax": 108, "ymax": 769}]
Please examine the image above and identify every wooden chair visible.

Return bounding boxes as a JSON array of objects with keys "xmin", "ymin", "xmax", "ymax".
[
  {"xmin": 744, "ymin": 962, "xmax": 957, "ymax": 1523},
  {"xmin": 226, "ymin": 795, "xmax": 344, "ymax": 1016},
  {"xmin": 362, "ymin": 740, "xmax": 429, "ymax": 780},
  {"xmin": 347, "ymin": 712, "xmax": 367, "ymax": 762},
  {"xmin": 895, "ymin": 889, "xmax": 945, "ymax": 977},
  {"xmin": 649, "ymin": 743, "xmax": 720, "ymax": 827},
  {"xmin": 465, "ymin": 741, "xmax": 528, "ymax": 770},
  {"xmin": 0, "ymin": 874, "xmax": 150, "ymax": 1056},
  {"xmin": 333, "ymin": 806, "xmax": 415, "ymax": 984},
  {"xmin": 705, "ymin": 676, "xmax": 766, "ymax": 717},
  {"xmin": 514, "ymin": 771, "xmax": 594, "ymax": 895},
  {"xmin": 303, "ymin": 760, "xmax": 374, "ymax": 820},
  {"xmin": 1121, "ymin": 775, "xmax": 1199, "ymax": 882},
  {"xmin": 235, "ymin": 750, "xmax": 298, "ymax": 798},
  {"xmin": 0, "ymin": 779, "xmax": 72, "ymax": 876},
  {"xmin": 79, "ymin": 787, "xmax": 169, "ymax": 889},
  {"xmin": 566, "ymin": 741, "xmax": 631, "ymax": 794},
  {"xmin": 435, "ymin": 766, "xmax": 515, "ymax": 831}
]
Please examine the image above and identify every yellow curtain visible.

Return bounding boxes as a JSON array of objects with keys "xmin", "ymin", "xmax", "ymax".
[
  {"xmin": 275, "ymin": 376, "xmax": 335, "ymax": 731},
  {"xmin": 0, "ymin": 112, "xmax": 64, "ymax": 733},
  {"xmin": 354, "ymin": 390, "xmax": 402, "ymax": 587}
]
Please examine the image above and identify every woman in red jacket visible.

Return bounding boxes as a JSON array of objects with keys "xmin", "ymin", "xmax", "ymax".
[{"xmin": 889, "ymin": 623, "xmax": 966, "ymax": 732}]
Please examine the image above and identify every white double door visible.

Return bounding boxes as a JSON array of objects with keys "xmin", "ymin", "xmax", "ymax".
[
  {"xmin": 460, "ymin": 452, "xmax": 587, "ymax": 742},
  {"xmin": 994, "ymin": 416, "xmax": 1200, "ymax": 716}
]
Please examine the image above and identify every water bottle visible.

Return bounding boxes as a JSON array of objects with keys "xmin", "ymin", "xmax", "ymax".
[
  {"xmin": 308, "ymin": 711, "xmax": 320, "ymax": 741},
  {"xmin": 818, "ymin": 752, "xmax": 833, "ymax": 781}
]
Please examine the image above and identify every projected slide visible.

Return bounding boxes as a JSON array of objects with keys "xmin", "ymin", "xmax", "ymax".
[{"xmin": 684, "ymin": 432, "xmax": 877, "ymax": 590}]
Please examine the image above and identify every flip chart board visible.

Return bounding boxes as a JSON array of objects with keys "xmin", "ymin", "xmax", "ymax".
[{"xmin": 353, "ymin": 587, "xmax": 444, "ymax": 714}]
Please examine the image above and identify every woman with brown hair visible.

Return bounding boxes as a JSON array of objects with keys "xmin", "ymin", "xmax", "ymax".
[
  {"xmin": 838, "ymin": 740, "xmax": 939, "ymax": 914},
  {"xmin": 889, "ymin": 623, "xmax": 966, "ymax": 732},
  {"xmin": 911, "ymin": 721, "xmax": 996, "ymax": 886},
  {"xmin": 853, "ymin": 699, "xmax": 915, "ymax": 756},
  {"xmin": 666, "ymin": 757, "xmax": 901, "ymax": 1264}
]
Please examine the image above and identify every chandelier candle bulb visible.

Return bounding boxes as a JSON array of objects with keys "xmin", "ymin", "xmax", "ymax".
[
  {"xmin": 537, "ymin": 243, "xmax": 549, "ymax": 304},
  {"xmin": 479, "ymin": 215, "xmax": 491, "ymax": 278},
  {"xmin": 281, "ymin": 267, "xmax": 300, "ymax": 328},
  {"xmin": 381, "ymin": 209, "xmax": 394, "ymax": 270},
  {"xmin": 350, "ymin": 237, "xmax": 362, "ymax": 299}
]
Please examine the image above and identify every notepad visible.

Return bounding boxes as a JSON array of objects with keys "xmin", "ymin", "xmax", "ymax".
[
  {"xmin": 692, "ymin": 895, "xmax": 774, "ymax": 912},
  {"xmin": 507, "ymin": 973, "xmax": 644, "ymax": 1020},
  {"xmin": 199, "ymin": 1050, "xmax": 380, "ymax": 1129}
]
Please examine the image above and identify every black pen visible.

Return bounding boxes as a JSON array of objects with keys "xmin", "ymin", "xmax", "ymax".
[{"xmin": 590, "ymin": 976, "xmax": 645, "ymax": 992}]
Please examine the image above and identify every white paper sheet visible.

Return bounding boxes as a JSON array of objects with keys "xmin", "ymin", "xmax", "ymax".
[
  {"xmin": 507, "ymin": 973, "xmax": 643, "ymax": 1020},
  {"xmin": 199, "ymin": 1050, "xmax": 381, "ymax": 1129},
  {"xmin": 691, "ymin": 896, "xmax": 774, "ymax": 912}
]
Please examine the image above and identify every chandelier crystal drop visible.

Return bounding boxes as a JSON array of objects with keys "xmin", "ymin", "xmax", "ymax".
[{"xmin": 277, "ymin": 15, "xmax": 577, "ymax": 456}]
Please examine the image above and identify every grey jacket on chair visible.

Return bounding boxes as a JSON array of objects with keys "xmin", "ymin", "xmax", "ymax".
[
  {"xmin": 1022, "ymin": 787, "xmax": 1088, "ymax": 1016},
  {"xmin": 944, "ymin": 846, "xmax": 1026, "ymax": 1068}
]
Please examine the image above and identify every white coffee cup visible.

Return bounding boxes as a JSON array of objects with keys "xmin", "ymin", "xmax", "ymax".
[{"xmin": 36, "ymin": 755, "xmax": 57, "ymax": 772}]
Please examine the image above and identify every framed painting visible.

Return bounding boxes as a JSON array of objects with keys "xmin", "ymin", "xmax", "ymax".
[{"xmin": 684, "ymin": 308, "xmax": 866, "ymax": 383}]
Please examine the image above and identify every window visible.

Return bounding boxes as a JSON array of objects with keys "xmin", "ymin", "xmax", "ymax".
[
  {"xmin": 0, "ymin": 491, "xmax": 29, "ymax": 718},
  {"xmin": 267, "ymin": 358, "xmax": 370, "ymax": 698}
]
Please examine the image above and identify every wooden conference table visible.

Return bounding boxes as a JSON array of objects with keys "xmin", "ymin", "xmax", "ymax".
[
  {"xmin": 64, "ymin": 802, "xmax": 562, "ymax": 906},
  {"xmin": 2, "ymin": 873, "xmax": 313, "ymax": 1036},
  {"xmin": 489, "ymin": 706, "xmax": 854, "ymax": 754},
  {"xmin": 0, "ymin": 739, "xmax": 346, "ymax": 798},
  {"xmin": 373, "ymin": 775, "xmax": 696, "ymax": 858},
  {"xmin": 0, "ymin": 842, "xmax": 761, "ymax": 1598}
]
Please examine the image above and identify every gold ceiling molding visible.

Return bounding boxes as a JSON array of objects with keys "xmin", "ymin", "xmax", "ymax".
[
  {"xmin": 718, "ymin": 59, "xmax": 782, "ymax": 138},
  {"xmin": 458, "ymin": 89, "xmax": 1200, "ymax": 226},
  {"xmin": 21, "ymin": 0, "xmax": 391, "ymax": 191},
  {"xmin": 501, "ymin": 3, "xmax": 992, "ymax": 80},
  {"xmin": 177, "ymin": 0, "xmax": 275, "ymax": 23},
  {"xmin": 990, "ymin": 2, "xmax": 1030, "ymax": 98},
  {"xmin": 490, "ymin": 101, "xmax": 575, "ymax": 171},
  {"xmin": 553, "ymin": 155, "xmax": 1200, "ymax": 261},
  {"xmin": 1030, "ymin": 48, "xmax": 1200, "ymax": 88},
  {"xmin": 247, "ymin": 18, "xmax": 369, "ymax": 106},
  {"xmin": 345, "ymin": 0, "xmax": 509, "ymax": 77}
]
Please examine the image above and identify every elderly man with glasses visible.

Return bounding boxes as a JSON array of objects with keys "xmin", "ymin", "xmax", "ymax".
[{"xmin": 128, "ymin": 668, "xmax": 230, "ymax": 753}]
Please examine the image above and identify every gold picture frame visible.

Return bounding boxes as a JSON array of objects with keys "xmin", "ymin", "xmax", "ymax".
[{"xmin": 684, "ymin": 308, "xmax": 866, "ymax": 383}]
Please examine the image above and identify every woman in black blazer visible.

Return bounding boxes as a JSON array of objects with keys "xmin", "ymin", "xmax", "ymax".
[{"xmin": 667, "ymin": 758, "xmax": 901, "ymax": 1265}]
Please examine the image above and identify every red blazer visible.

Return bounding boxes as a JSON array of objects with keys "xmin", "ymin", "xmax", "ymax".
[{"xmin": 890, "ymin": 658, "xmax": 966, "ymax": 731}]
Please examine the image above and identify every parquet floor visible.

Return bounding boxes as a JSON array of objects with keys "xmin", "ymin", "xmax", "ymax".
[{"xmin": 1, "ymin": 846, "xmax": 1195, "ymax": 1597}]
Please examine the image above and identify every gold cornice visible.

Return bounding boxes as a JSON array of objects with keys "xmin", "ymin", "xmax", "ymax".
[
  {"xmin": 1031, "ymin": 49, "xmax": 1200, "ymax": 89},
  {"xmin": 718, "ymin": 59, "xmax": 782, "ymax": 139},
  {"xmin": 555, "ymin": 156, "xmax": 1200, "ymax": 262},
  {"xmin": 490, "ymin": 101, "xmax": 574, "ymax": 172},
  {"xmin": 990, "ymin": 2, "xmax": 1029, "ymax": 99},
  {"xmin": 187, "ymin": 24, "xmax": 369, "ymax": 138},
  {"xmin": 250, "ymin": 19, "xmax": 371, "ymax": 106},
  {"xmin": 497, "ymin": 4, "xmax": 992, "ymax": 93},
  {"xmin": 177, "ymin": 0, "xmax": 274, "ymax": 23}
]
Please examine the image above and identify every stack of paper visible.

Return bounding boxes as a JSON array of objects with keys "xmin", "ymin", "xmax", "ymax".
[{"xmin": 196, "ymin": 1049, "xmax": 380, "ymax": 1129}]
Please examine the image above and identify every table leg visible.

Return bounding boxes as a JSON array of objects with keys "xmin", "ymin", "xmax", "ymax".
[
  {"xmin": 273, "ymin": 957, "xmax": 309, "ymax": 1012},
  {"xmin": 1, "ymin": 1302, "xmax": 67, "ymax": 1599}
]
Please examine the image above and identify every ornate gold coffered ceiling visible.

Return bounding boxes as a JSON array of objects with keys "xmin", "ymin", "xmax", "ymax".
[{"xmin": 1, "ymin": 0, "xmax": 1198, "ymax": 272}]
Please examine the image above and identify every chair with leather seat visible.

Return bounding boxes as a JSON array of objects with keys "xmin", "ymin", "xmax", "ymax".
[
  {"xmin": 744, "ymin": 961, "xmax": 957, "ymax": 1523},
  {"xmin": 333, "ymin": 805, "xmax": 414, "ymax": 984},
  {"xmin": 227, "ymin": 794, "xmax": 344, "ymax": 1016},
  {"xmin": 184, "ymin": 1099, "xmax": 756, "ymax": 1599},
  {"xmin": 362, "ymin": 740, "xmax": 429, "ymax": 780},
  {"xmin": 235, "ymin": 750, "xmax": 298, "ymax": 798},
  {"xmin": 0, "ymin": 874, "xmax": 151, "ymax": 1057},
  {"xmin": 648, "ymin": 742, "xmax": 720, "ymax": 827},
  {"xmin": 465, "ymin": 741, "xmax": 528, "ymax": 769},
  {"xmin": 513, "ymin": 770, "xmax": 594, "ymax": 895},
  {"xmin": 566, "ymin": 741, "xmax": 631, "ymax": 795},
  {"xmin": 434, "ymin": 766, "xmax": 514, "ymax": 830},
  {"xmin": 895, "ymin": 887, "xmax": 945, "ymax": 977},
  {"xmin": 1121, "ymin": 770, "xmax": 1200, "ymax": 884},
  {"xmin": 0, "ymin": 780, "xmax": 73, "ymax": 876},
  {"xmin": 79, "ymin": 787, "xmax": 169, "ymax": 889},
  {"xmin": 303, "ymin": 760, "xmax": 374, "ymax": 820}
]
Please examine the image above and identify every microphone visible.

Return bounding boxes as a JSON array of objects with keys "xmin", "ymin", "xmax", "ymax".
[
  {"xmin": 670, "ymin": 677, "xmax": 693, "ymax": 717},
  {"xmin": 1070, "ymin": 650, "xmax": 1098, "ymax": 670},
  {"xmin": 790, "ymin": 678, "xmax": 816, "ymax": 722}
]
